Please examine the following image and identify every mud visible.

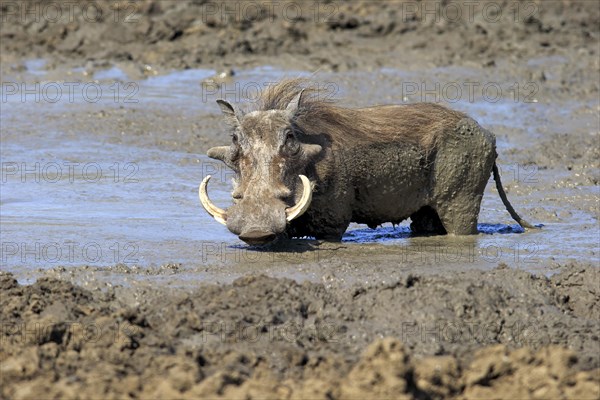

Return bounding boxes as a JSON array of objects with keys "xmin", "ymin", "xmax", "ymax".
[
  {"xmin": 1, "ymin": 0, "xmax": 599, "ymax": 398},
  {"xmin": 1, "ymin": 0, "xmax": 598, "ymax": 77},
  {"xmin": 1, "ymin": 265, "xmax": 599, "ymax": 399}
]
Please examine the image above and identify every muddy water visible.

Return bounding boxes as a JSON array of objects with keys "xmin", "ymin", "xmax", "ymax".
[
  {"xmin": 1, "ymin": 62, "xmax": 597, "ymax": 287},
  {"xmin": 1, "ymin": 65, "xmax": 307, "ymax": 275}
]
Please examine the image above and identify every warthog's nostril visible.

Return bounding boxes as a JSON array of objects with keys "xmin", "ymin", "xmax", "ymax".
[{"xmin": 239, "ymin": 230, "xmax": 277, "ymax": 245}]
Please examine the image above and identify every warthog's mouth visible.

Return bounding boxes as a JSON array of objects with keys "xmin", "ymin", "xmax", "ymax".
[
  {"xmin": 237, "ymin": 230, "xmax": 279, "ymax": 246},
  {"xmin": 198, "ymin": 175, "xmax": 314, "ymax": 243}
]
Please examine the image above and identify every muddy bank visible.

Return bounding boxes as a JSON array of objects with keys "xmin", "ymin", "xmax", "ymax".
[
  {"xmin": 1, "ymin": 264, "xmax": 599, "ymax": 399},
  {"xmin": 1, "ymin": 1, "xmax": 599, "ymax": 77}
]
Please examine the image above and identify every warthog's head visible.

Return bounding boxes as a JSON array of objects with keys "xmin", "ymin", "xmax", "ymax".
[{"xmin": 200, "ymin": 91, "xmax": 322, "ymax": 245}]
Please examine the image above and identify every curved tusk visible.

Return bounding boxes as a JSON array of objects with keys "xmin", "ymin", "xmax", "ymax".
[
  {"xmin": 286, "ymin": 175, "xmax": 313, "ymax": 222},
  {"xmin": 199, "ymin": 175, "xmax": 227, "ymax": 226}
]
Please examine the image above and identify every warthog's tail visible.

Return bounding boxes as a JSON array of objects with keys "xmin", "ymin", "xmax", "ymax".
[{"xmin": 492, "ymin": 163, "xmax": 538, "ymax": 230}]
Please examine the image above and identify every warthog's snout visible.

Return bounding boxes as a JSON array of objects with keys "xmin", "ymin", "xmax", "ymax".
[
  {"xmin": 199, "ymin": 175, "xmax": 315, "ymax": 245},
  {"xmin": 238, "ymin": 230, "xmax": 277, "ymax": 245}
]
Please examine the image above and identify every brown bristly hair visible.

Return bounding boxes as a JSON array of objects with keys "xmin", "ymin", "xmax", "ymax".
[{"xmin": 253, "ymin": 78, "xmax": 466, "ymax": 151}]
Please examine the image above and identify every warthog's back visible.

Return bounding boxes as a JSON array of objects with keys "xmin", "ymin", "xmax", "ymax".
[{"xmin": 297, "ymin": 102, "xmax": 467, "ymax": 151}]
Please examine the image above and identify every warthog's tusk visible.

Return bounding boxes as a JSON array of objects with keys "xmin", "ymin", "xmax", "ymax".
[
  {"xmin": 199, "ymin": 175, "xmax": 227, "ymax": 226},
  {"xmin": 286, "ymin": 175, "xmax": 313, "ymax": 222}
]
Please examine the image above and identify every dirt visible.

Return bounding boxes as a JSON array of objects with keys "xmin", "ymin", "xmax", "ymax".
[
  {"xmin": 1, "ymin": 0, "xmax": 598, "ymax": 76},
  {"xmin": 1, "ymin": 1, "xmax": 599, "ymax": 399},
  {"xmin": 1, "ymin": 264, "xmax": 599, "ymax": 399}
]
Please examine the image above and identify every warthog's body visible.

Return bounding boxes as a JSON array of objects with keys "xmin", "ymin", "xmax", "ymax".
[
  {"xmin": 289, "ymin": 115, "xmax": 495, "ymax": 240},
  {"xmin": 201, "ymin": 80, "xmax": 534, "ymax": 244}
]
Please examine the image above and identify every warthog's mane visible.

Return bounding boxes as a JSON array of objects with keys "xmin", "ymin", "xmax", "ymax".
[{"xmin": 253, "ymin": 78, "xmax": 466, "ymax": 151}]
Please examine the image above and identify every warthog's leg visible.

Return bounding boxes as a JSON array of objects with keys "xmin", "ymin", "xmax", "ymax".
[
  {"xmin": 288, "ymin": 208, "xmax": 351, "ymax": 242},
  {"xmin": 435, "ymin": 194, "xmax": 483, "ymax": 235},
  {"xmin": 311, "ymin": 216, "xmax": 350, "ymax": 241},
  {"xmin": 431, "ymin": 119, "xmax": 495, "ymax": 235},
  {"xmin": 410, "ymin": 206, "xmax": 446, "ymax": 235}
]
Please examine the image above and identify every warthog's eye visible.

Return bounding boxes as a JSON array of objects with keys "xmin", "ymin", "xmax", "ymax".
[
  {"xmin": 230, "ymin": 133, "xmax": 241, "ymax": 161},
  {"xmin": 283, "ymin": 130, "xmax": 300, "ymax": 155}
]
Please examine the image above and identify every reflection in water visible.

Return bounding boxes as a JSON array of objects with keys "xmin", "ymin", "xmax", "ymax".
[{"xmin": 343, "ymin": 223, "xmax": 525, "ymax": 243}]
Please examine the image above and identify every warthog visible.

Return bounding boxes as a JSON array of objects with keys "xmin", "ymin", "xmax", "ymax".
[{"xmin": 200, "ymin": 79, "xmax": 536, "ymax": 245}]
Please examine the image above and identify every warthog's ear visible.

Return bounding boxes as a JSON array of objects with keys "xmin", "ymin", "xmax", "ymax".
[
  {"xmin": 285, "ymin": 89, "xmax": 305, "ymax": 119},
  {"xmin": 207, "ymin": 146, "xmax": 230, "ymax": 162},
  {"xmin": 216, "ymin": 99, "xmax": 241, "ymax": 125}
]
